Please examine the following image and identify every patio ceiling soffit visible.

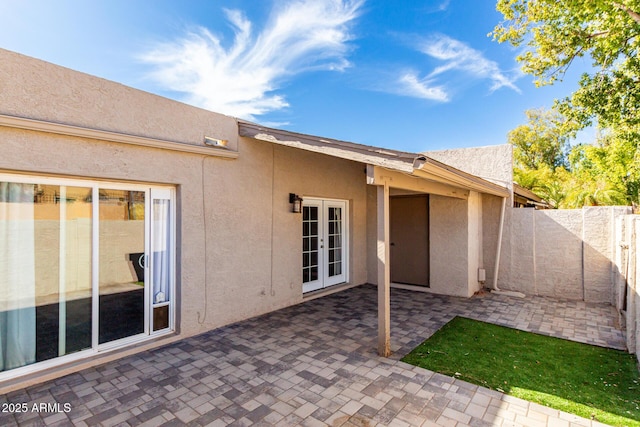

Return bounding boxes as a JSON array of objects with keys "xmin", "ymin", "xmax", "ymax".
[
  {"xmin": 365, "ymin": 164, "xmax": 469, "ymax": 200},
  {"xmin": 239, "ymin": 121, "xmax": 509, "ymax": 198}
]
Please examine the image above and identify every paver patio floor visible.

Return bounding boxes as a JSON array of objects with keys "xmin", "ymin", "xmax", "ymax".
[{"xmin": 0, "ymin": 285, "xmax": 626, "ymax": 426}]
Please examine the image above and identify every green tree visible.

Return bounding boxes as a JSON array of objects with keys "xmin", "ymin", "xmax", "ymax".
[
  {"xmin": 508, "ymin": 108, "xmax": 573, "ymax": 208},
  {"xmin": 509, "ymin": 108, "xmax": 639, "ymax": 208},
  {"xmin": 509, "ymin": 108, "xmax": 572, "ymax": 170},
  {"xmin": 567, "ymin": 130, "xmax": 639, "ymax": 206},
  {"xmin": 492, "ymin": 0, "xmax": 640, "ymax": 133}
]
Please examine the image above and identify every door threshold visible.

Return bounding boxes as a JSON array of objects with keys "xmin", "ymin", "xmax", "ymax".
[
  {"xmin": 302, "ymin": 282, "xmax": 363, "ymax": 302},
  {"xmin": 391, "ymin": 282, "xmax": 431, "ymax": 293}
]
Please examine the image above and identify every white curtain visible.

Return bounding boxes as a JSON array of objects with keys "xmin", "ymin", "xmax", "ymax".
[
  {"xmin": 152, "ymin": 199, "xmax": 170, "ymax": 304},
  {"xmin": 0, "ymin": 182, "xmax": 36, "ymax": 371}
]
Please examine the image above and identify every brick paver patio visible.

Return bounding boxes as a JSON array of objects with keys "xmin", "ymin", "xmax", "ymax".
[{"xmin": 0, "ymin": 285, "xmax": 626, "ymax": 426}]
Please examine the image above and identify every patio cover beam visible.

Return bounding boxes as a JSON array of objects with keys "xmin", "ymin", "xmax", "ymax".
[
  {"xmin": 377, "ymin": 180, "xmax": 391, "ymax": 357},
  {"xmin": 366, "ymin": 165, "xmax": 469, "ymax": 199}
]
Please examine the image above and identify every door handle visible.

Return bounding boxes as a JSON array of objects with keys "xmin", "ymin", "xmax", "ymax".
[{"xmin": 390, "ymin": 242, "xmax": 395, "ymax": 246}]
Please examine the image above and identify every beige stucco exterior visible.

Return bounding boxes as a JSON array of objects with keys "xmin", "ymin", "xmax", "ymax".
[
  {"xmin": 424, "ymin": 145, "xmax": 513, "ymax": 296},
  {"xmin": 3, "ymin": 46, "xmax": 636, "ymax": 386},
  {"xmin": 0, "ymin": 49, "xmax": 377, "ymax": 388},
  {"xmin": 0, "ymin": 48, "xmax": 517, "ymax": 388},
  {"xmin": 429, "ymin": 195, "xmax": 470, "ymax": 296}
]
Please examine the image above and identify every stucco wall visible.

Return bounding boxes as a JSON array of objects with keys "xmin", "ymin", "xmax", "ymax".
[
  {"xmin": 536, "ymin": 210, "xmax": 584, "ymax": 298},
  {"xmin": 425, "ymin": 145, "xmax": 513, "ymax": 188},
  {"xmin": 0, "ymin": 49, "xmax": 370, "ymax": 386},
  {"xmin": 583, "ymin": 207, "xmax": 617, "ymax": 302},
  {"xmin": 425, "ymin": 145, "xmax": 513, "ymax": 293},
  {"xmin": 0, "ymin": 49, "xmax": 238, "ymax": 152},
  {"xmin": 0, "ymin": 135, "xmax": 370, "ymax": 336},
  {"xmin": 500, "ymin": 207, "xmax": 631, "ymax": 302},
  {"xmin": 366, "ymin": 185, "xmax": 378, "ymax": 285},
  {"xmin": 429, "ymin": 195, "xmax": 469, "ymax": 297}
]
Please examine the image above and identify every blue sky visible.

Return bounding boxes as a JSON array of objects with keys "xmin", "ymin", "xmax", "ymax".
[{"xmin": 0, "ymin": 0, "xmax": 592, "ymax": 152}]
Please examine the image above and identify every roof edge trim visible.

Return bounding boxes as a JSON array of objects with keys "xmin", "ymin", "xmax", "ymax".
[
  {"xmin": 0, "ymin": 113, "xmax": 239, "ymax": 158},
  {"xmin": 239, "ymin": 120, "xmax": 418, "ymax": 160},
  {"xmin": 240, "ymin": 121, "xmax": 510, "ymax": 198}
]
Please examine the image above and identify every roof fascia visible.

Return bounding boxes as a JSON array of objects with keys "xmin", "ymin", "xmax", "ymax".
[{"xmin": 239, "ymin": 121, "xmax": 510, "ymax": 198}]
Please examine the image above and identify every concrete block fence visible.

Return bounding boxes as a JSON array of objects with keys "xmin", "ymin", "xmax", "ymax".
[
  {"xmin": 614, "ymin": 215, "xmax": 640, "ymax": 362},
  {"xmin": 498, "ymin": 206, "xmax": 631, "ymax": 303}
]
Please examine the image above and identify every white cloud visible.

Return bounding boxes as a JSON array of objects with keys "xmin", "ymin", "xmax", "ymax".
[
  {"xmin": 140, "ymin": 0, "xmax": 363, "ymax": 120},
  {"xmin": 437, "ymin": 0, "xmax": 451, "ymax": 11},
  {"xmin": 422, "ymin": 35, "xmax": 520, "ymax": 91},
  {"xmin": 396, "ymin": 72, "xmax": 449, "ymax": 102},
  {"xmin": 392, "ymin": 34, "xmax": 520, "ymax": 102}
]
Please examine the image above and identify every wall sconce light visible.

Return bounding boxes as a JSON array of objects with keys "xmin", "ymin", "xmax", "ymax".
[{"xmin": 289, "ymin": 193, "xmax": 303, "ymax": 213}]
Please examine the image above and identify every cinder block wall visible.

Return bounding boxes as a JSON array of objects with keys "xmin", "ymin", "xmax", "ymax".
[
  {"xmin": 614, "ymin": 216, "xmax": 640, "ymax": 361},
  {"xmin": 500, "ymin": 206, "xmax": 631, "ymax": 303}
]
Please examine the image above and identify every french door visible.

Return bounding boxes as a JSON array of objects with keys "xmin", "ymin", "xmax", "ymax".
[{"xmin": 302, "ymin": 198, "xmax": 347, "ymax": 293}]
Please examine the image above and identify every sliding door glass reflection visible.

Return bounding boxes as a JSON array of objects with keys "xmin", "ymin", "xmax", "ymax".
[
  {"xmin": 0, "ymin": 183, "xmax": 92, "ymax": 372},
  {"xmin": 98, "ymin": 190, "xmax": 145, "ymax": 344}
]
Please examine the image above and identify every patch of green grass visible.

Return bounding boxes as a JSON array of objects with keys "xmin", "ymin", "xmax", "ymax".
[{"xmin": 401, "ymin": 317, "xmax": 640, "ymax": 426}]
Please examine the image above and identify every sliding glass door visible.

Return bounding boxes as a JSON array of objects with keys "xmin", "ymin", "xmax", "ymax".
[
  {"xmin": 0, "ymin": 183, "xmax": 93, "ymax": 371},
  {"xmin": 0, "ymin": 175, "xmax": 174, "ymax": 376},
  {"xmin": 98, "ymin": 189, "xmax": 146, "ymax": 344}
]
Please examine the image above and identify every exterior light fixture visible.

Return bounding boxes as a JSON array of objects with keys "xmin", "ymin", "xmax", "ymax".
[
  {"xmin": 204, "ymin": 136, "xmax": 228, "ymax": 148},
  {"xmin": 289, "ymin": 193, "xmax": 303, "ymax": 213}
]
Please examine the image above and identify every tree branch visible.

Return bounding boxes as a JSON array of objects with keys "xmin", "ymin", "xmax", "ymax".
[
  {"xmin": 587, "ymin": 31, "xmax": 610, "ymax": 38},
  {"xmin": 613, "ymin": 2, "xmax": 640, "ymax": 25}
]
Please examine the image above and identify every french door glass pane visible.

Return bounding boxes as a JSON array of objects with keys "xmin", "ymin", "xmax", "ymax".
[
  {"xmin": 99, "ymin": 190, "xmax": 145, "ymax": 344},
  {"xmin": 327, "ymin": 207, "xmax": 342, "ymax": 278},
  {"xmin": 0, "ymin": 183, "xmax": 92, "ymax": 372},
  {"xmin": 302, "ymin": 206, "xmax": 319, "ymax": 284}
]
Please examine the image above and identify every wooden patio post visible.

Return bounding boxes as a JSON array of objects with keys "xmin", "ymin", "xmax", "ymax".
[{"xmin": 377, "ymin": 181, "xmax": 391, "ymax": 357}]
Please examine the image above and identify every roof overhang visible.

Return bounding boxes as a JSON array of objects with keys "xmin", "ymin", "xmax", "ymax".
[
  {"xmin": 413, "ymin": 156, "xmax": 510, "ymax": 198},
  {"xmin": 513, "ymin": 183, "xmax": 549, "ymax": 208},
  {"xmin": 239, "ymin": 121, "xmax": 509, "ymax": 199},
  {"xmin": 514, "ymin": 183, "xmax": 543, "ymax": 202},
  {"xmin": 239, "ymin": 120, "xmax": 417, "ymax": 172}
]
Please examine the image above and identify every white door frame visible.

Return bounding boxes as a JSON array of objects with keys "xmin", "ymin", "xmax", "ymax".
[
  {"xmin": 302, "ymin": 197, "xmax": 348, "ymax": 293},
  {"xmin": 0, "ymin": 173, "xmax": 176, "ymax": 381}
]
